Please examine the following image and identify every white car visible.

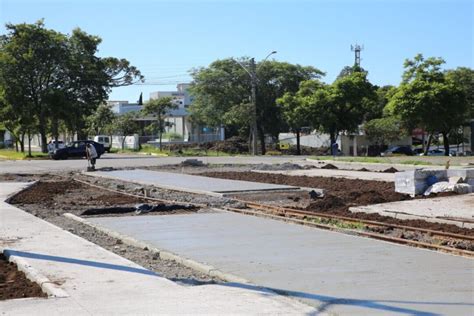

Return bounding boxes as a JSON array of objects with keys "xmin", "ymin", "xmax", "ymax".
[{"xmin": 93, "ymin": 135, "xmax": 112, "ymax": 152}]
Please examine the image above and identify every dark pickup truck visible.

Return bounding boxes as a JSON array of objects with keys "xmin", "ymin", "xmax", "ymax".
[{"xmin": 50, "ymin": 140, "xmax": 105, "ymax": 160}]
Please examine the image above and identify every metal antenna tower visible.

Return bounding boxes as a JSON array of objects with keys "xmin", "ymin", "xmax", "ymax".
[{"xmin": 351, "ymin": 44, "xmax": 364, "ymax": 67}]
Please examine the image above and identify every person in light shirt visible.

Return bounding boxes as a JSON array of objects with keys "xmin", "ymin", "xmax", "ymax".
[{"xmin": 86, "ymin": 143, "xmax": 98, "ymax": 170}]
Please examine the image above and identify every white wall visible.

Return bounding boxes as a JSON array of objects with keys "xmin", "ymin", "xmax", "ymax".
[
  {"xmin": 112, "ymin": 134, "xmax": 139, "ymax": 150},
  {"xmin": 279, "ymin": 132, "xmax": 338, "ymax": 148}
]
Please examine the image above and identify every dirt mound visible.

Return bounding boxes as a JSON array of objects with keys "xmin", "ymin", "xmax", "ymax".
[
  {"xmin": 321, "ymin": 163, "xmax": 338, "ymax": 169},
  {"xmin": 0, "ymin": 254, "xmax": 47, "ymax": 300},
  {"xmin": 8, "ymin": 181, "xmax": 80, "ymax": 204},
  {"xmin": 209, "ymin": 136, "xmax": 249, "ymax": 154},
  {"xmin": 358, "ymin": 168, "xmax": 370, "ymax": 172},
  {"xmin": 383, "ymin": 167, "xmax": 399, "ymax": 173},
  {"xmin": 252, "ymin": 163, "xmax": 303, "ymax": 171},
  {"xmin": 94, "ymin": 194, "xmax": 144, "ymax": 205}
]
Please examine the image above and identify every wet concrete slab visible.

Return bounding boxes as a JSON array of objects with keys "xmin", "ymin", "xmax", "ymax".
[
  {"xmin": 89, "ymin": 169, "xmax": 298, "ymax": 195},
  {"xmin": 350, "ymin": 193, "xmax": 474, "ymax": 228},
  {"xmin": 90, "ymin": 211, "xmax": 474, "ymax": 315}
]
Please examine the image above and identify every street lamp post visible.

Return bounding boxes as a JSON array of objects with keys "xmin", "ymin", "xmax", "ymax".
[{"xmin": 236, "ymin": 51, "xmax": 277, "ymax": 155}]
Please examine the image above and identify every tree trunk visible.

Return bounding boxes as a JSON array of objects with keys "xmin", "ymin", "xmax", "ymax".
[
  {"xmin": 38, "ymin": 125, "xmax": 48, "ymax": 153},
  {"xmin": 20, "ymin": 133, "xmax": 25, "ymax": 153},
  {"xmin": 52, "ymin": 117, "xmax": 59, "ymax": 149},
  {"xmin": 330, "ymin": 130, "xmax": 337, "ymax": 156},
  {"xmin": 27, "ymin": 131, "xmax": 32, "ymax": 157},
  {"xmin": 159, "ymin": 120, "xmax": 163, "ymax": 152},
  {"xmin": 121, "ymin": 136, "xmax": 126, "ymax": 150},
  {"xmin": 442, "ymin": 132, "xmax": 450, "ymax": 156},
  {"xmin": 424, "ymin": 134, "xmax": 433, "ymax": 156},
  {"xmin": 259, "ymin": 127, "xmax": 265, "ymax": 155},
  {"xmin": 296, "ymin": 129, "xmax": 301, "ymax": 156}
]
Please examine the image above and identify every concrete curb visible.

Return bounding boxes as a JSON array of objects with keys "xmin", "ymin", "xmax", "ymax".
[
  {"xmin": 2, "ymin": 249, "xmax": 69, "ymax": 298},
  {"xmin": 305, "ymin": 158, "xmax": 441, "ymax": 170},
  {"xmin": 63, "ymin": 213, "xmax": 251, "ymax": 285}
]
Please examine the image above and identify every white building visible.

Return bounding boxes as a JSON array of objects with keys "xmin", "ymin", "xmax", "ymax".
[{"xmin": 108, "ymin": 83, "xmax": 224, "ymax": 145}]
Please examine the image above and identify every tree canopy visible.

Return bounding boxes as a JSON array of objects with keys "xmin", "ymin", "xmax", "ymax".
[
  {"xmin": 388, "ymin": 54, "xmax": 469, "ymax": 155},
  {"xmin": 142, "ymin": 97, "xmax": 178, "ymax": 150},
  {"xmin": 0, "ymin": 20, "xmax": 143, "ymax": 153},
  {"xmin": 189, "ymin": 58, "xmax": 323, "ymax": 153}
]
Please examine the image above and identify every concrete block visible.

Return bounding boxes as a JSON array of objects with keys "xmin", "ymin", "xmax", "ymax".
[{"xmin": 395, "ymin": 168, "xmax": 474, "ymax": 196}]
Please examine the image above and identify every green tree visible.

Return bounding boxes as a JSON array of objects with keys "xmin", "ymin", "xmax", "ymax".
[
  {"xmin": 304, "ymin": 71, "xmax": 377, "ymax": 150},
  {"xmin": 142, "ymin": 97, "xmax": 178, "ymax": 151},
  {"xmin": 112, "ymin": 112, "xmax": 140, "ymax": 150},
  {"xmin": 0, "ymin": 21, "xmax": 143, "ymax": 152},
  {"xmin": 277, "ymin": 81, "xmax": 322, "ymax": 155},
  {"xmin": 189, "ymin": 58, "xmax": 323, "ymax": 154},
  {"xmin": 445, "ymin": 67, "xmax": 474, "ymax": 119},
  {"xmin": 389, "ymin": 54, "xmax": 468, "ymax": 155},
  {"xmin": 364, "ymin": 116, "xmax": 405, "ymax": 146},
  {"xmin": 86, "ymin": 103, "xmax": 116, "ymax": 136}
]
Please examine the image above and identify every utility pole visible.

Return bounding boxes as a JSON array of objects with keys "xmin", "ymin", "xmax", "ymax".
[
  {"xmin": 234, "ymin": 51, "xmax": 277, "ymax": 155},
  {"xmin": 351, "ymin": 44, "xmax": 364, "ymax": 67},
  {"xmin": 250, "ymin": 58, "xmax": 258, "ymax": 156}
]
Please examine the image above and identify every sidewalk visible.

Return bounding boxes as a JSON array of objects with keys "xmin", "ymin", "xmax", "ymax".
[{"xmin": 0, "ymin": 183, "xmax": 314, "ymax": 315}]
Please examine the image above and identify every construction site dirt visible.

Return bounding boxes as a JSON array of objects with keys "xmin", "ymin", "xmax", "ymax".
[
  {"xmin": 0, "ymin": 254, "xmax": 47, "ymax": 301},
  {"xmin": 3, "ymin": 165, "xmax": 473, "ymax": 284},
  {"xmin": 201, "ymin": 171, "xmax": 473, "ymax": 237},
  {"xmin": 7, "ymin": 180, "xmax": 223, "ymax": 286}
]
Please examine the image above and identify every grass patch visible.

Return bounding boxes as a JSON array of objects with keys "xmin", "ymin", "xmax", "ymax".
[
  {"xmin": 310, "ymin": 156, "xmax": 387, "ymax": 163},
  {"xmin": 0, "ymin": 149, "xmax": 49, "ymax": 160},
  {"xmin": 399, "ymin": 160, "xmax": 432, "ymax": 165},
  {"xmin": 307, "ymin": 216, "xmax": 366, "ymax": 230},
  {"xmin": 310, "ymin": 156, "xmax": 438, "ymax": 166},
  {"xmin": 111, "ymin": 145, "xmax": 232, "ymax": 157}
]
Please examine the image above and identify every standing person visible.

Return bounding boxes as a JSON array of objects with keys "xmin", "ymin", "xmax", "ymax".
[{"xmin": 86, "ymin": 143, "xmax": 98, "ymax": 170}]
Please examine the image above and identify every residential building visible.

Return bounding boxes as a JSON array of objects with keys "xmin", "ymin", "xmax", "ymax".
[{"xmin": 108, "ymin": 83, "xmax": 224, "ymax": 145}]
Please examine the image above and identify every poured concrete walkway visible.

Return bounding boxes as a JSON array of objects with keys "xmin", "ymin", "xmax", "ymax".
[
  {"xmin": 0, "ymin": 183, "xmax": 314, "ymax": 315},
  {"xmin": 90, "ymin": 211, "xmax": 474, "ymax": 316},
  {"xmin": 89, "ymin": 169, "xmax": 298, "ymax": 195}
]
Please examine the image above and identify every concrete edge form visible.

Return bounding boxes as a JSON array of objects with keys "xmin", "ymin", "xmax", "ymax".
[
  {"xmin": 63, "ymin": 213, "xmax": 254, "ymax": 285},
  {"xmin": 1, "ymin": 249, "xmax": 69, "ymax": 298}
]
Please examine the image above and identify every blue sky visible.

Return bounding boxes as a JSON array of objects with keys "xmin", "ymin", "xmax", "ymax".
[{"xmin": 1, "ymin": 0, "xmax": 472, "ymax": 102}]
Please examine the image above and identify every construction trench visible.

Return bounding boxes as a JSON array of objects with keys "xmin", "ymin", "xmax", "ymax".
[{"xmin": 1, "ymin": 163, "xmax": 473, "ymax": 307}]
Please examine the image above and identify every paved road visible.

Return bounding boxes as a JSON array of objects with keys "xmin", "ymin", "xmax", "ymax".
[
  {"xmin": 90, "ymin": 211, "xmax": 474, "ymax": 316},
  {"xmin": 0, "ymin": 154, "xmax": 313, "ymax": 174}
]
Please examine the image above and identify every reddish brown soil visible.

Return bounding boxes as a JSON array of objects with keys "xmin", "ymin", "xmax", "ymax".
[
  {"xmin": 201, "ymin": 171, "xmax": 473, "ymax": 236},
  {"xmin": 8, "ymin": 181, "xmax": 144, "ymax": 206},
  {"xmin": 321, "ymin": 163, "xmax": 338, "ymax": 169},
  {"xmin": 0, "ymin": 254, "xmax": 47, "ymax": 300},
  {"xmin": 383, "ymin": 167, "xmax": 399, "ymax": 173},
  {"xmin": 9, "ymin": 180, "xmax": 198, "ymax": 219}
]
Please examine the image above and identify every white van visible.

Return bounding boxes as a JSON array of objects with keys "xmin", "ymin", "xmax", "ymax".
[{"xmin": 93, "ymin": 135, "xmax": 112, "ymax": 152}]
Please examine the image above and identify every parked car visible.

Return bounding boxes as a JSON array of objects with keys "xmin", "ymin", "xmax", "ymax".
[
  {"xmin": 50, "ymin": 140, "xmax": 105, "ymax": 160},
  {"xmin": 47, "ymin": 140, "xmax": 66, "ymax": 154},
  {"xmin": 413, "ymin": 148, "xmax": 424, "ymax": 155},
  {"xmin": 93, "ymin": 135, "xmax": 112, "ymax": 153},
  {"xmin": 381, "ymin": 146, "xmax": 413, "ymax": 156}
]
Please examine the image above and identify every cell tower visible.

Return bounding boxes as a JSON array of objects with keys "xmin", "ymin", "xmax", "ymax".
[{"xmin": 351, "ymin": 44, "xmax": 364, "ymax": 67}]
